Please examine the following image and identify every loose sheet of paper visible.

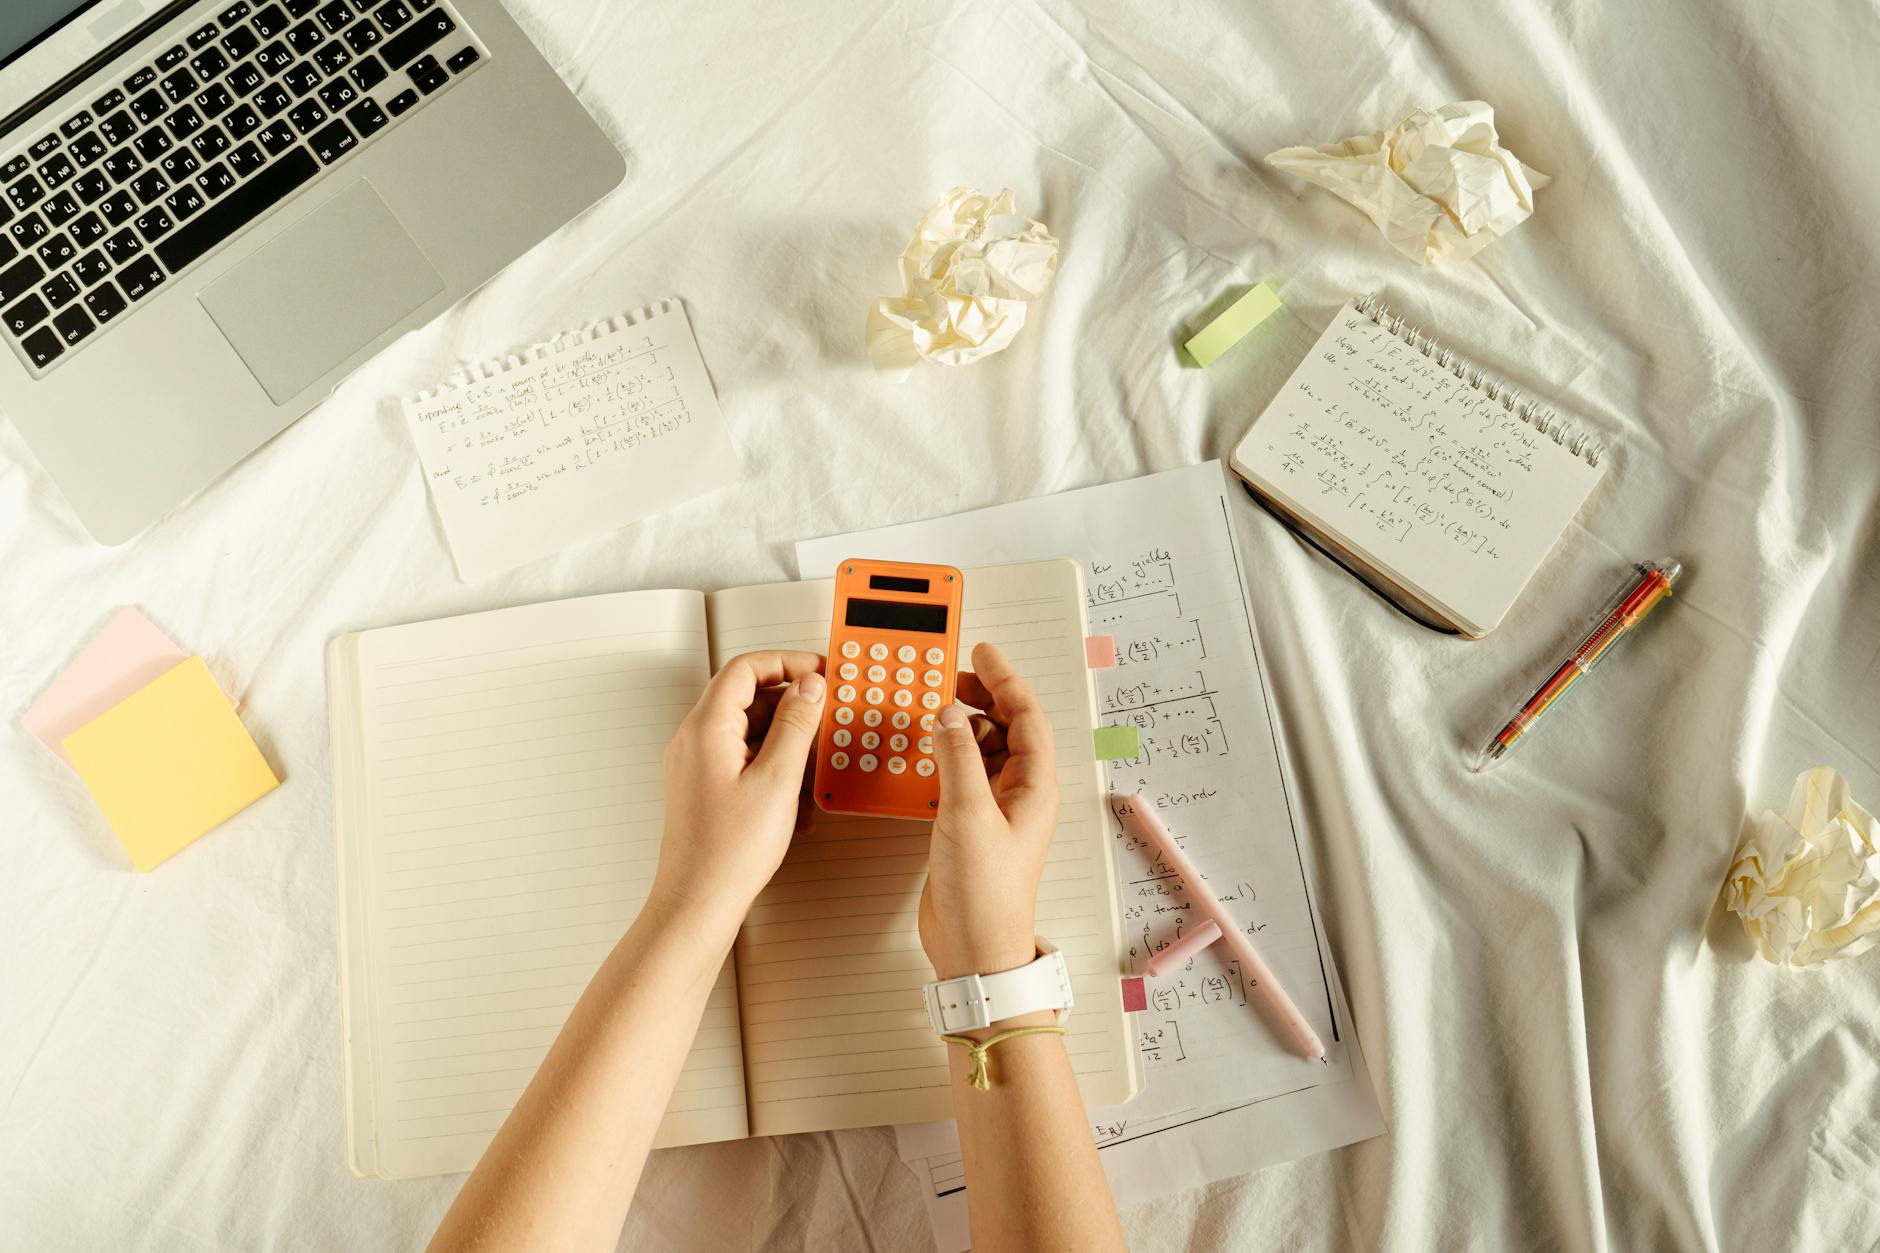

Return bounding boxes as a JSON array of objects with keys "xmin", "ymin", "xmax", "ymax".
[
  {"xmin": 797, "ymin": 462, "xmax": 1381, "ymax": 1242},
  {"xmin": 1232, "ymin": 299, "xmax": 1603, "ymax": 635},
  {"xmin": 403, "ymin": 300, "xmax": 738, "ymax": 581}
]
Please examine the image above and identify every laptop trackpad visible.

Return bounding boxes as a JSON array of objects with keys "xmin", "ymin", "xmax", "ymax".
[{"xmin": 199, "ymin": 180, "xmax": 444, "ymax": 404}]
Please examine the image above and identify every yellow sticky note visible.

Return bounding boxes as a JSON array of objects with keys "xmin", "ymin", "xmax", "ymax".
[
  {"xmin": 1184, "ymin": 282, "xmax": 1281, "ymax": 366},
  {"xmin": 1093, "ymin": 725, "xmax": 1141, "ymax": 761},
  {"xmin": 63, "ymin": 656, "xmax": 279, "ymax": 872}
]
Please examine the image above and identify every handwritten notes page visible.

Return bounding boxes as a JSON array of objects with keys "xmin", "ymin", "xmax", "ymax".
[
  {"xmin": 403, "ymin": 300, "xmax": 739, "ymax": 582},
  {"xmin": 1232, "ymin": 298, "xmax": 1603, "ymax": 635},
  {"xmin": 796, "ymin": 463, "xmax": 1381, "ymax": 1247},
  {"xmin": 329, "ymin": 591, "xmax": 748, "ymax": 1178},
  {"xmin": 705, "ymin": 561, "xmax": 1137, "ymax": 1136}
]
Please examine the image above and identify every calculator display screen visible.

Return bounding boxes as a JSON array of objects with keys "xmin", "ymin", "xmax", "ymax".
[{"xmin": 844, "ymin": 598, "xmax": 948, "ymax": 634}]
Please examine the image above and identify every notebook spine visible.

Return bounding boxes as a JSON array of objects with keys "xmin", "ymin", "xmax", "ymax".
[{"xmin": 1354, "ymin": 294, "xmax": 1604, "ymax": 468}]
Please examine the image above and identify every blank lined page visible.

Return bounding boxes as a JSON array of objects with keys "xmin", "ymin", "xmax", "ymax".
[
  {"xmin": 1231, "ymin": 297, "xmax": 1603, "ymax": 634},
  {"xmin": 337, "ymin": 591, "xmax": 748, "ymax": 1178},
  {"xmin": 707, "ymin": 562, "xmax": 1132, "ymax": 1137}
]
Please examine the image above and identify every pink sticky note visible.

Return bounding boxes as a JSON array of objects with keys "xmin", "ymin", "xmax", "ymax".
[
  {"xmin": 1084, "ymin": 634, "xmax": 1119, "ymax": 669},
  {"xmin": 1120, "ymin": 976, "xmax": 1148, "ymax": 1013},
  {"xmin": 22, "ymin": 608, "xmax": 226, "ymax": 766}
]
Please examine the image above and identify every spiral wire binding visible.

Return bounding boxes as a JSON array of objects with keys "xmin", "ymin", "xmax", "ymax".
[{"xmin": 1353, "ymin": 294, "xmax": 1604, "ymax": 467}]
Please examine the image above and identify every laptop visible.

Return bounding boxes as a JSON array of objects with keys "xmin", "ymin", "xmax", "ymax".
[{"xmin": 0, "ymin": 0, "xmax": 625, "ymax": 543}]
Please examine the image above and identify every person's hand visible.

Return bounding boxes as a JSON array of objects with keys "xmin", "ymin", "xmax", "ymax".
[
  {"xmin": 919, "ymin": 642, "xmax": 1061, "ymax": 981},
  {"xmin": 649, "ymin": 651, "xmax": 826, "ymax": 930}
]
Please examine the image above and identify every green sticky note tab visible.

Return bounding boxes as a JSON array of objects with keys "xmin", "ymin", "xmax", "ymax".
[
  {"xmin": 1184, "ymin": 282, "xmax": 1281, "ymax": 366},
  {"xmin": 1093, "ymin": 725, "xmax": 1141, "ymax": 760}
]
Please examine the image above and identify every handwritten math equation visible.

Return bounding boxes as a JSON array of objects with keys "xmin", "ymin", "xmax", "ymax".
[
  {"xmin": 409, "ymin": 331, "xmax": 697, "ymax": 509},
  {"xmin": 1259, "ymin": 315, "xmax": 1570, "ymax": 561}
]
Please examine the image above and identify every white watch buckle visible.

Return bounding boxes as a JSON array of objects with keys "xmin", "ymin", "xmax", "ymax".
[{"xmin": 925, "ymin": 974, "xmax": 991, "ymax": 1034}]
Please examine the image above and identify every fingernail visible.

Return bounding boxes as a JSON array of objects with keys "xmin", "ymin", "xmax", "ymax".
[
  {"xmin": 798, "ymin": 673, "xmax": 825, "ymax": 701},
  {"xmin": 938, "ymin": 703, "xmax": 967, "ymax": 729}
]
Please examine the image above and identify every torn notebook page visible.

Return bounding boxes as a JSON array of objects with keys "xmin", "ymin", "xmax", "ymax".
[
  {"xmin": 798, "ymin": 462, "xmax": 1382, "ymax": 1244},
  {"xmin": 1268, "ymin": 100, "xmax": 1549, "ymax": 265},
  {"xmin": 402, "ymin": 299, "xmax": 739, "ymax": 581}
]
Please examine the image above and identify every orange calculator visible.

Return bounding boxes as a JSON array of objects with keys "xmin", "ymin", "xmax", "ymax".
[{"xmin": 813, "ymin": 559, "xmax": 964, "ymax": 818}]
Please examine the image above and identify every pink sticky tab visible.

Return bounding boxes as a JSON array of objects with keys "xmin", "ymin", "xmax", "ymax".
[
  {"xmin": 1084, "ymin": 635, "xmax": 1119, "ymax": 669},
  {"xmin": 1120, "ymin": 976, "xmax": 1148, "ymax": 1013}
]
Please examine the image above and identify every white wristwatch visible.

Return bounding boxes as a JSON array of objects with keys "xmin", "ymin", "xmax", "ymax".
[{"xmin": 923, "ymin": 938, "xmax": 1075, "ymax": 1033}]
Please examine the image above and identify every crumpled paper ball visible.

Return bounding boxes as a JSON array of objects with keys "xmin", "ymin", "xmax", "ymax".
[
  {"xmin": 864, "ymin": 187, "xmax": 1059, "ymax": 381},
  {"xmin": 1724, "ymin": 766, "xmax": 1880, "ymax": 967},
  {"xmin": 1267, "ymin": 100, "xmax": 1550, "ymax": 265}
]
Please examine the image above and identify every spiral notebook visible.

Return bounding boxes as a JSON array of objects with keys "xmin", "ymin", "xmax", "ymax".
[{"xmin": 1230, "ymin": 295, "xmax": 1606, "ymax": 637}]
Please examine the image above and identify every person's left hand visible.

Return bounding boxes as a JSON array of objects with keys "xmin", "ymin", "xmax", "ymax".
[{"xmin": 648, "ymin": 651, "xmax": 826, "ymax": 929}]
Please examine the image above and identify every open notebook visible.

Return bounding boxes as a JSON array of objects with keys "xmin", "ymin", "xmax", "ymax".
[
  {"xmin": 327, "ymin": 560, "xmax": 1139, "ymax": 1179},
  {"xmin": 1231, "ymin": 294, "xmax": 1606, "ymax": 637}
]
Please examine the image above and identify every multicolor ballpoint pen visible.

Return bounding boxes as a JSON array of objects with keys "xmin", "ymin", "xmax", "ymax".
[{"xmin": 1471, "ymin": 559, "xmax": 1683, "ymax": 773}]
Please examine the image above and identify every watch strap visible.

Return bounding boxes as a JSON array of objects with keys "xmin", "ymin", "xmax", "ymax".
[{"xmin": 923, "ymin": 939, "xmax": 1074, "ymax": 1033}]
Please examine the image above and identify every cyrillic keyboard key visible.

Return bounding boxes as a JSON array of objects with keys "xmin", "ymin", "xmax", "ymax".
[
  {"xmin": 53, "ymin": 304, "xmax": 93, "ymax": 347},
  {"xmin": 381, "ymin": 10, "xmax": 453, "ymax": 69},
  {"xmin": 308, "ymin": 119, "xmax": 356, "ymax": 163},
  {"xmin": 3, "ymin": 290, "xmax": 49, "ymax": 333},
  {"xmin": 85, "ymin": 281, "xmax": 128, "ymax": 324},
  {"xmin": 0, "ymin": 249, "xmax": 47, "ymax": 301},
  {"xmin": 155, "ymin": 145, "xmax": 316, "ymax": 272},
  {"xmin": 21, "ymin": 324, "xmax": 62, "ymax": 367},
  {"xmin": 119, "ymin": 255, "xmax": 164, "ymax": 300},
  {"xmin": 40, "ymin": 272, "xmax": 80, "ymax": 309}
]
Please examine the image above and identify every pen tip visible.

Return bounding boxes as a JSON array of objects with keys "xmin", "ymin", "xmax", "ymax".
[{"xmin": 1471, "ymin": 743, "xmax": 1503, "ymax": 773}]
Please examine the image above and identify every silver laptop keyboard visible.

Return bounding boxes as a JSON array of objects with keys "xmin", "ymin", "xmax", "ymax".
[{"xmin": 0, "ymin": 0, "xmax": 487, "ymax": 377}]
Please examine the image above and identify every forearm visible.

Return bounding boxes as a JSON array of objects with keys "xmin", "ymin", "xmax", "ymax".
[
  {"xmin": 949, "ymin": 1011, "xmax": 1126, "ymax": 1253},
  {"xmin": 427, "ymin": 893, "xmax": 742, "ymax": 1253}
]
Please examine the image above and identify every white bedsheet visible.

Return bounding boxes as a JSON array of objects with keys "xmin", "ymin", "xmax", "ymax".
[{"xmin": 4, "ymin": 2, "xmax": 1877, "ymax": 1249}]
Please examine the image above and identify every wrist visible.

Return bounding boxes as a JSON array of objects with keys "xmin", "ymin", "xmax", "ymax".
[
  {"xmin": 641, "ymin": 879, "xmax": 750, "ymax": 948},
  {"xmin": 925, "ymin": 929, "xmax": 1038, "ymax": 981}
]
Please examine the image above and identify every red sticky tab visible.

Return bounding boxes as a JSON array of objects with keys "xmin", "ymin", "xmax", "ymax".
[
  {"xmin": 1120, "ymin": 976, "xmax": 1147, "ymax": 1013},
  {"xmin": 1084, "ymin": 635, "xmax": 1119, "ymax": 669}
]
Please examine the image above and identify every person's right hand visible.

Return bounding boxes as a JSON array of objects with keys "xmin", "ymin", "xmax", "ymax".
[{"xmin": 919, "ymin": 642, "xmax": 1061, "ymax": 982}]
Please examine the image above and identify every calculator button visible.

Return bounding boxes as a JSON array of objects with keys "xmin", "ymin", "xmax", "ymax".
[
  {"xmin": 830, "ymin": 751, "xmax": 850, "ymax": 770},
  {"xmin": 919, "ymin": 736, "xmax": 934, "ymax": 755},
  {"xmin": 866, "ymin": 664, "xmax": 886, "ymax": 683},
  {"xmin": 869, "ymin": 642, "xmax": 889, "ymax": 661},
  {"xmin": 923, "ymin": 669, "xmax": 943, "ymax": 688},
  {"xmin": 889, "ymin": 734, "xmax": 909, "ymax": 753},
  {"xmin": 887, "ymin": 756, "xmax": 907, "ymax": 775},
  {"xmin": 840, "ymin": 640, "xmax": 860, "ymax": 659},
  {"xmin": 925, "ymin": 647, "xmax": 945, "ymax": 665},
  {"xmin": 922, "ymin": 692, "xmax": 943, "ymax": 710},
  {"xmin": 895, "ymin": 667, "xmax": 914, "ymax": 685},
  {"xmin": 835, "ymin": 683, "xmax": 857, "ymax": 703},
  {"xmin": 834, "ymin": 707, "xmax": 854, "ymax": 725},
  {"xmin": 897, "ymin": 644, "xmax": 917, "ymax": 663},
  {"xmin": 890, "ymin": 711, "xmax": 911, "ymax": 730},
  {"xmin": 861, "ymin": 731, "xmax": 880, "ymax": 750},
  {"xmin": 864, "ymin": 687, "xmax": 885, "ymax": 706},
  {"xmin": 858, "ymin": 754, "xmax": 878, "ymax": 773},
  {"xmin": 892, "ymin": 689, "xmax": 913, "ymax": 708},
  {"xmin": 920, "ymin": 713, "xmax": 936, "ymax": 732},
  {"xmin": 915, "ymin": 758, "xmax": 935, "ymax": 777},
  {"xmin": 862, "ymin": 708, "xmax": 883, "ymax": 727},
  {"xmin": 837, "ymin": 662, "xmax": 858, "ymax": 681},
  {"xmin": 832, "ymin": 729, "xmax": 851, "ymax": 748}
]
